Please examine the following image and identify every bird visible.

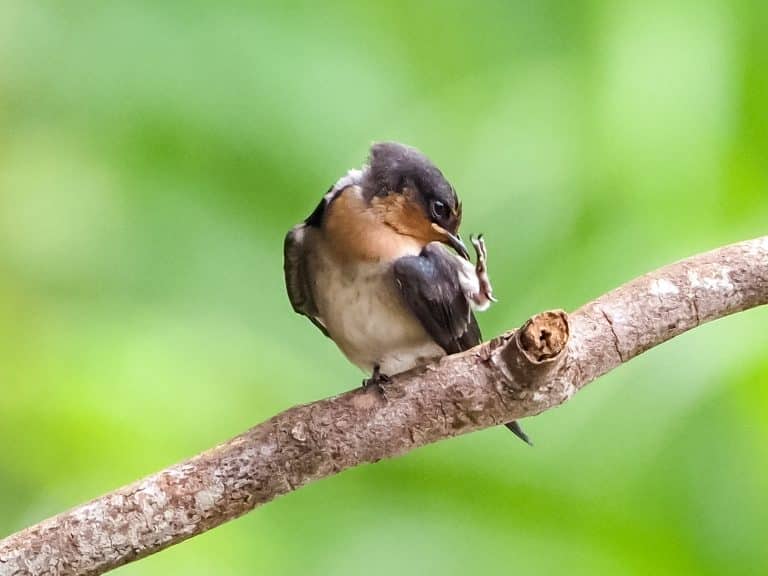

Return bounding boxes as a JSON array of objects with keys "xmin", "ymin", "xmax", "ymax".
[{"xmin": 283, "ymin": 141, "xmax": 530, "ymax": 444}]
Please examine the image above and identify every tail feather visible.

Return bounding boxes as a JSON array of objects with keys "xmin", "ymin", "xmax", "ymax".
[{"xmin": 505, "ymin": 421, "xmax": 533, "ymax": 446}]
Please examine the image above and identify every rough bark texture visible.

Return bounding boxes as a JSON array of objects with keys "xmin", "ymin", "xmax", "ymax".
[{"xmin": 2, "ymin": 236, "xmax": 767, "ymax": 576}]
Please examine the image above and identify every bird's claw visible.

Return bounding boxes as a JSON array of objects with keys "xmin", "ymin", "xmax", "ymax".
[
  {"xmin": 470, "ymin": 234, "xmax": 497, "ymax": 305},
  {"xmin": 470, "ymin": 234, "xmax": 488, "ymax": 262},
  {"xmin": 362, "ymin": 365, "xmax": 390, "ymax": 396}
]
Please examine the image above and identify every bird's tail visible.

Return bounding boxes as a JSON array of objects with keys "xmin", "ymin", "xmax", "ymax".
[{"xmin": 505, "ymin": 421, "xmax": 533, "ymax": 446}]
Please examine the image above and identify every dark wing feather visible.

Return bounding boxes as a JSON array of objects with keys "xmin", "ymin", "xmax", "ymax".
[
  {"xmin": 393, "ymin": 244, "xmax": 481, "ymax": 355},
  {"xmin": 284, "ymin": 224, "xmax": 329, "ymax": 337},
  {"xmin": 284, "ymin": 170, "xmax": 365, "ymax": 338},
  {"xmin": 395, "ymin": 245, "xmax": 532, "ymax": 446}
]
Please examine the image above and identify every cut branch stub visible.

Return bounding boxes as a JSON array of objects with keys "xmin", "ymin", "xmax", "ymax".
[
  {"xmin": 516, "ymin": 310, "xmax": 570, "ymax": 363},
  {"xmin": 492, "ymin": 309, "xmax": 571, "ymax": 398}
]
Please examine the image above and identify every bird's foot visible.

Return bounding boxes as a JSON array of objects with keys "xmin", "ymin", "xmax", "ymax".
[
  {"xmin": 362, "ymin": 365, "xmax": 391, "ymax": 396},
  {"xmin": 470, "ymin": 234, "xmax": 497, "ymax": 308}
]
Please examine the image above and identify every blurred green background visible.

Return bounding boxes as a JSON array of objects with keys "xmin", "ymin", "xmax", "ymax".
[{"xmin": 1, "ymin": 1, "xmax": 767, "ymax": 574}]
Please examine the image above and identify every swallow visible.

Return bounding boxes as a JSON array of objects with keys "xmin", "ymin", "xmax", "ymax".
[{"xmin": 284, "ymin": 142, "xmax": 531, "ymax": 444}]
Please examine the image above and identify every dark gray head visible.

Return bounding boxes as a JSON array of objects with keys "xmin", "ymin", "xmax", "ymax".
[{"xmin": 364, "ymin": 142, "xmax": 467, "ymax": 257}]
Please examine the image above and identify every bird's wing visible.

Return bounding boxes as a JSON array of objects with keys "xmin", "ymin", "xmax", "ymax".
[
  {"xmin": 284, "ymin": 169, "xmax": 366, "ymax": 339},
  {"xmin": 283, "ymin": 223, "xmax": 329, "ymax": 338},
  {"xmin": 393, "ymin": 244, "xmax": 482, "ymax": 355},
  {"xmin": 395, "ymin": 244, "xmax": 532, "ymax": 445}
]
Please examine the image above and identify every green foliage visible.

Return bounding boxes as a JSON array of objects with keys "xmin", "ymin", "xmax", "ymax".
[{"xmin": 1, "ymin": 1, "xmax": 767, "ymax": 574}]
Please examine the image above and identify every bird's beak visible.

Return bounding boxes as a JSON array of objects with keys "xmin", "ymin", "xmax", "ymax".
[
  {"xmin": 431, "ymin": 223, "xmax": 470, "ymax": 260},
  {"xmin": 448, "ymin": 233, "xmax": 470, "ymax": 260}
]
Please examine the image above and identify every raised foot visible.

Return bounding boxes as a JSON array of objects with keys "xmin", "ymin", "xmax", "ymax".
[{"xmin": 470, "ymin": 234, "xmax": 497, "ymax": 306}]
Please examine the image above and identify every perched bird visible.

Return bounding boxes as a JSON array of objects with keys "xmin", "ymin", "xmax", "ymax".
[{"xmin": 284, "ymin": 142, "xmax": 530, "ymax": 444}]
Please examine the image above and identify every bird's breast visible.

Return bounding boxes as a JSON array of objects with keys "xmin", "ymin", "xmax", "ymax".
[{"xmin": 310, "ymin": 247, "xmax": 444, "ymax": 374}]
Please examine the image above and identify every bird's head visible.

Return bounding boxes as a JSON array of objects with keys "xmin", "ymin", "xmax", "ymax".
[{"xmin": 364, "ymin": 141, "xmax": 469, "ymax": 259}]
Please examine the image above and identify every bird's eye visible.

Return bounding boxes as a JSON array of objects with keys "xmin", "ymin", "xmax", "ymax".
[{"xmin": 431, "ymin": 200, "xmax": 450, "ymax": 221}]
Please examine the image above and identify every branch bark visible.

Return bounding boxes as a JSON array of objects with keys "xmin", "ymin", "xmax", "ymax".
[{"xmin": 2, "ymin": 236, "xmax": 767, "ymax": 576}]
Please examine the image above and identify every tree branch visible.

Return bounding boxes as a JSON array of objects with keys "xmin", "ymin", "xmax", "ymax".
[{"xmin": 2, "ymin": 236, "xmax": 767, "ymax": 576}]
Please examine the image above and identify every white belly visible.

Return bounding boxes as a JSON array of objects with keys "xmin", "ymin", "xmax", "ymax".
[{"xmin": 311, "ymin": 252, "xmax": 444, "ymax": 375}]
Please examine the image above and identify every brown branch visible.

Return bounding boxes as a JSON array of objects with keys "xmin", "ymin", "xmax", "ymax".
[{"xmin": 2, "ymin": 236, "xmax": 767, "ymax": 576}]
